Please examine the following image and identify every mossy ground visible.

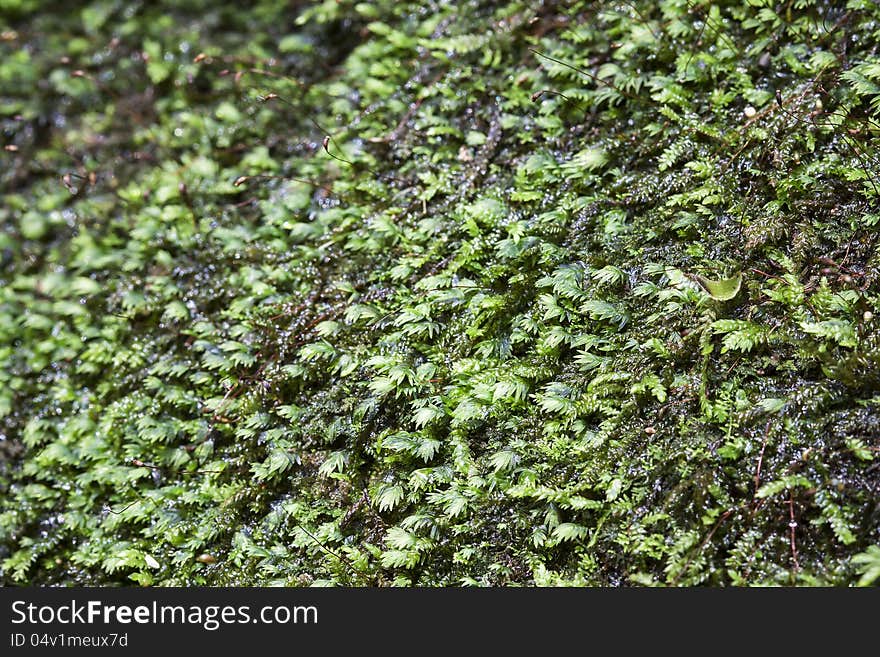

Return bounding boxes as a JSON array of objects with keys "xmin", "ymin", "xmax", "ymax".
[{"xmin": 1, "ymin": 0, "xmax": 880, "ymax": 586}]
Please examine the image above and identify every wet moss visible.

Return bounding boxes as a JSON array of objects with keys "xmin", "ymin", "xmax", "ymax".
[{"xmin": 1, "ymin": 0, "xmax": 880, "ymax": 586}]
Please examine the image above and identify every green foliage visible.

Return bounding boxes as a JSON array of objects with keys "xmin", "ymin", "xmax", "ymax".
[
  {"xmin": 1, "ymin": 0, "xmax": 879, "ymax": 587},
  {"xmin": 853, "ymin": 546, "xmax": 880, "ymax": 587}
]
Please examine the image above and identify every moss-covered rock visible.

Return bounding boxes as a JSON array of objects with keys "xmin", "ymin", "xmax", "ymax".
[{"xmin": 2, "ymin": 0, "xmax": 879, "ymax": 586}]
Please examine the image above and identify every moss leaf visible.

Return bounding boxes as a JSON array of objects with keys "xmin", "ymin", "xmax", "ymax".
[{"xmin": 693, "ymin": 273, "xmax": 743, "ymax": 301}]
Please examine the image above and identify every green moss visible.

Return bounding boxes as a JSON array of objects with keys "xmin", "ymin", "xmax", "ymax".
[{"xmin": 1, "ymin": 0, "xmax": 879, "ymax": 586}]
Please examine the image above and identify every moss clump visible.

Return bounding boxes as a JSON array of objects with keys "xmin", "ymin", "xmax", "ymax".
[{"xmin": 2, "ymin": 0, "xmax": 880, "ymax": 586}]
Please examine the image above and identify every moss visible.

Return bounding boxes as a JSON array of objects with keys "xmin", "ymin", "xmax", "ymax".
[{"xmin": 1, "ymin": 0, "xmax": 880, "ymax": 586}]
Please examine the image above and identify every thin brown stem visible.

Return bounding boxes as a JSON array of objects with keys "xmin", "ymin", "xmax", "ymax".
[
  {"xmin": 670, "ymin": 507, "xmax": 735, "ymax": 586},
  {"xmin": 754, "ymin": 420, "xmax": 771, "ymax": 498},
  {"xmin": 297, "ymin": 525, "xmax": 368, "ymax": 579},
  {"xmin": 530, "ymin": 49, "xmax": 648, "ymax": 105},
  {"xmin": 787, "ymin": 492, "xmax": 800, "ymax": 579}
]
